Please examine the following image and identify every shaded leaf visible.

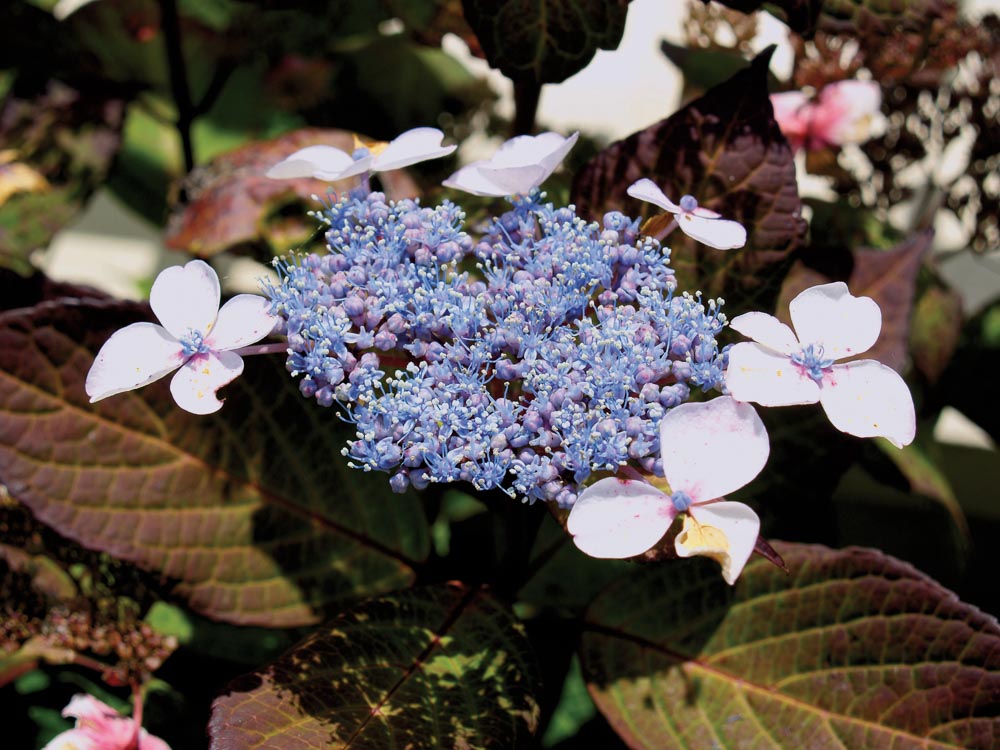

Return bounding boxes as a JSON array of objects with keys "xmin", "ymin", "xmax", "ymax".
[
  {"xmin": 659, "ymin": 39, "xmax": 754, "ymax": 94},
  {"xmin": 462, "ymin": 0, "xmax": 630, "ymax": 85},
  {"xmin": 0, "ymin": 299, "xmax": 429, "ymax": 626},
  {"xmin": 209, "ymin": 583, "xmax": 542, "ymax": 749},
  {"xmin": 165, "ymin": 128, "xmax": 418, "ymax": 257},
  {"xmin": 819, "ymin": 0, "xmax": 957, "ymax": 35},
  {"xmin": 777, "ymin": 230, "xmax": 933, "ymax": 372},
  {"xmin": 714, "ymin": 0, "xmax": 823, "ymax": 35},
  {"xmin": 581, "ymin": 542, "xmax": 1000, "ymax": 750},
  {"xmin": 572, "ymin": 48, "xmax": 805, "ymax": 317},
  {"xmin": 910, "ymin": 283, "xmax": 963, "ymax": 384},
  {"xmin": 0, "ymin": 80, "xmax": 124, "ymax": 273}
]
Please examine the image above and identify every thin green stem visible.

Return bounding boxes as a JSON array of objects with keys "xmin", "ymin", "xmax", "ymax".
[{"xmin": 159, "ymin": 0, "xmax": 196, "ymax": 174}]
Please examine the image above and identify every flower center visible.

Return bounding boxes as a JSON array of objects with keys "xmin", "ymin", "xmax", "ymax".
[
  {"xmin": 670, "ymin": 490, "xmax": 693, "ymax": 512},
  {"xmin": 679, "ymin": 195, "xmax": 698, "ymax": 212},
  {"xmin": 791, "ymin": 343, "xmax": 835, "ymax": 383},
  {"xmin": 179, "ymin": 329, "xmax": 211, "ymax": 358}
]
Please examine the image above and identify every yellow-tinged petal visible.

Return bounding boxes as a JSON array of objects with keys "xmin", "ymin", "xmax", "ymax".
[{"xmin": 674, "ymin": 501, "xmax": 760, "ymax": 585}]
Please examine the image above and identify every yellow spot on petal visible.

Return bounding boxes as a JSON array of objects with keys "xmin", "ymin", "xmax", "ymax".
[
  {"xmin": 675, "ymin": 514, "xmax": 735, "ymax": 582},
  {"xmin": 202, "ymin": 367, "xmax": 211, "ymax": 375},
  {"xmin": 353, "ymin": 133, "xmax": 388, "ymax": 157}
]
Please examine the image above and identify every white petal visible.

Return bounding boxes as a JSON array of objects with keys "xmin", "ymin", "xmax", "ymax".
[
  {"xmin": 728, "ymin": 312, "xmax": 799, "ymax": 355},
  {"xmin": 265, "ymin": 145, "xmax": 356, "ymax": 180},
  {"xmin": 676, "ymin": 213, "xmax": 747, "ymax": 250},
  {"xmin": 676, "ymin": 502, "xmax": 760, "ymax": 585},
  {"xmin": 52, "ymin": 0, "xmax": 101, "ymax": 20},
  {"xmin": 819, "ymin": 361, "xmax": 916, "ymax": 447},
  {"xmin": 442, "ymin": 162, "xmax": 509, "ymax": 197},
  {"xmin": 476, "ymin": 164, "xmax": 549, "ymax": 195},
  {"xmin": 567, "ymin": 477, "xmax": 675, "ymax": 559},
  {"xmin": 149, "ymin": 260, "xmax": 220, "ymax": 340},
  {"xmin": 372, "ymin": 127, "xmax": 457, "ymax": 171},
  {"xmin": 169, "ymin": 350, "xmax": 244, "ymax": 415},
  {"xmin": 206, "ymin": 295, "xmax": 277, "ymax": 351},
  {"xmin": 659, "ymin": 396, "xmax": 769, "ymax": 503},
  {"xmin": 86, "ymin": 323, "xmax": 184, "ymax": 402},
  {"xmin": 690, "ymin": 206, "xmax": 722, "ymax": 219},
  {"xmin": 725, "ymin": 342, "xmax": 821, "ymax": 406},
  {"xmin": 490, "ymin": 131, "xmax": 577, "ymax": 170},
  {"xmin": 819, "ymin": 80, "xmax": 881, "ymax": 146},
  {"xmin": 626, "ymin": 178, "xmax": 681, "ymax": 214},
  {"xmin": 789, "ymin": 282, "xmax": 881, "ymax": 360}
]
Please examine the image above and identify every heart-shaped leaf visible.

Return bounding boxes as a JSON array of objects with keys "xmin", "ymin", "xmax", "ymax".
[
  {"xmin": 462, "ymin": 0, "xmax": 629, "ymax": 85},
  {"xmin": 0, "ymin": 298, "xmax": 429, "ymax": 627},
  {"xmin": 572, "ymin": 48, "xmax": 806, "ymax": 318},
  {"xmin": 209, "ymin": 583, "xmax": 542, "ymax": 749},
  {"xmin": 581, "ymin": 543, "xmax": 1000, "ymax": 749}
]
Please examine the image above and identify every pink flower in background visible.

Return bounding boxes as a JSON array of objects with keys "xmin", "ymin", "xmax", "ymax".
[
  {"xmin": 771, "ymin": 80, "xmax": 882, "ymax": 152},
  {"xmin": 86, "ymin": 260, "xmax": 277, "ymax": 415},
  {"xmin": 42, "ymin": 694, "xmax": 171, "ymax": 750}
]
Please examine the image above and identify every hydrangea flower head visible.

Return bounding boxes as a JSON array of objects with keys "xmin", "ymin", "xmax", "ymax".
[
  {"xmin": 771, "ymin": 80, "xmax": 882, "ymax": 152},
  {"xmin": 443, "ymin": 132, "xmax": 579, "ymax": 196},
  {"xmin": 627, "ymin": 178, "xmax": 747, "ymax": 250},
  {"xmin": 725, "ymin": 281, "xmax": 916, "ymax": 447},
  {"xmin": 566, "ymin": 396, "xmax": 767, "ymax": 584},
  {"xmin": 42, "ymin": 694, "xmax": 171, "ymax": 750},
  {"xmin": 86, "ymin": 260, "xmax": 277, "ymax": 414},
  {"xmin": 266, "ymin": 127, "xmax": 456, "ymax": 181}
]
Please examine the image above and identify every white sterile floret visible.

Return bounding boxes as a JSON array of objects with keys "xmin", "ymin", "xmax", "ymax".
[
  {"xmin": 626, "ymin": 178, "xmax": 747, "ymax": 250},
  {"xmin": 443, "ymin": 132, "xmax": 579, "ymax": 197},
  {"xmin": 266, "ymin": 127, "xmax": 456, "ymax": 181},
  {"xmin": 567, "ymin": 396, "xmax": 768, "ymax": 584},
  {"xmin": 725, "ymin": 281, "xmax": 916, "ymax": 447},
  {"xmin": 85, "ymin": 260, "xmax": 277, "ymax": 414}
]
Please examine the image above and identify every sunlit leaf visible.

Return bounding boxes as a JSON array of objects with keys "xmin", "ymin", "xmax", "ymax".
[
  {"xmin": 209, "ymin": 583, "xmax": 542, "ymax": 749},
  {"xmin": 910, "ymin": 283, "xmax": 963, "ymax": 385},
  {"xmin": 581, "ymin": 542, "xmax": 1000, "ymax": 750},
  {"xmin": 0, "ymin": 298, "xmax": 429, "ymax": 626},
  {"xmin": 572, "ymin": 48, "xmax": 806, "ymax": 317},
  {"xmin": 462, "ymin": 0, "xmax": 629, "ymax": 85}
]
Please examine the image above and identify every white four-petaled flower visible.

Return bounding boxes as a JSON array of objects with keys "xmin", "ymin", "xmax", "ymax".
[
  {"xmin": 443, "ymin": 131, "xmax": 579, "ymax": 197},
  {"xmin": 725, "ymin": 281, "xmax": 916, "ymax": 447},
  {"xmin": 626, "ymin": 178, "xmax": 747, "ymax": 250},
  {"xmin": 86, "ymin": 260, "xmax": 277, "ymax": 414},
  {"xmin": 266, "ymin": 127, "xmax": 456, "ymax": 181},
  {"xmin": 567, "ymin": 396, "xmax": 767, "ymax": 584},
  {"xmin": 770, "ymin": 80, "xmax": 882, "ymax": 153}
]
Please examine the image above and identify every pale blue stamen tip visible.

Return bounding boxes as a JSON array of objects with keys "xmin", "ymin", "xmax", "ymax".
[
  {"xmin": 352, "ymin": 147, "xmax": 370, "ymax": 161},
  {"xmin": 671, "ymin": 490, "xmax": 693, "ymax": 513},
  {"xmin": 180, "ymin": 329, "xmax": 211, "ymax": 358},
  {"xmin": 791, "ymin": 343, "xmax": 835, "ymax": 383},
  {"xmin": 679, "ymin": 195, "xmax": 698, "ymax": 212}
]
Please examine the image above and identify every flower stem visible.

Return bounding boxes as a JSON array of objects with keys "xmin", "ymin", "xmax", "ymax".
[{"xmin": 159, "ymin": 0, "xmax": 196, "ymax": 175}]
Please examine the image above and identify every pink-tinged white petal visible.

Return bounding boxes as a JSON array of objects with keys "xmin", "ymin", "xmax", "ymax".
[
  {"xmin": 567, "ymin": 478, "xmax": 675, "ymax": 558},
  {"xmin": 675, "ymin": 213, "xmax": 747, "ymax": 250},
  {"xmin": 442, "ymin": 162, "xmax": 509, "ymax": 196},
  {"xmin": 169, "ymin": 350, "xmax": 244, "ymax": 415},
  {"xmin": 816, "ymin": 80, "xmax": 881, "ymax": 146},
  {"xmin": 659, "ymin": 396, "xmax": 769, "ymax": 503},
  {"xmin": 789, "ymin": 282, "xmax": 881, "ymax": 360},
  {"xmin": 206, "ymin": 294, "xmax": 277, "ymax": 351},
  {"xmin": 626, "ymin": 178, "xmax": 681, "ymax": 214},
  {"xmin": 769, "ymin": 91, "xmax": 812, "ymax": 151},
  {"xmin": 677, "ymin": 501, "xmax": 760, "ymax": 585},
  {"xmin": 41, "ymin": 727, "xmax": 102, "ymax": 750},
  {"xmin": 50, "ymin": 694, "xmax": 172, "ymax": 750},
  {"xmin": 265, "ymin": 145, "xmax": 357, "ymax": 180},
  {"xmin": 149, "ymin": 260, "xmax": 220, "ymax": 340},
  {"xmin": 690, "ymin": 206, "xmax": 722, "ymax": 219},
  {"xmin": 728, "ymin": 311, "xmax": 799, "ymax": 355},
  {"xmin": 819, "ymin": 360, "xmax": 916, "ymax": 447},
  {"xmin": 725, "ymin": 342, "xmax": 821, "ymax": 406},
  {"xmin": 86, "ymin": 323, "xmax": 184, "ymax": 403},
  {"xmin": 372, "ymin": 127, "xmax": 456, "ymax": 171}
]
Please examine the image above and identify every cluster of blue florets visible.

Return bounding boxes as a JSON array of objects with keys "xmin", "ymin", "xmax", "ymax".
[{"xmin": 265, "ymin": 190, "xmax": 728, "ymax": 507}]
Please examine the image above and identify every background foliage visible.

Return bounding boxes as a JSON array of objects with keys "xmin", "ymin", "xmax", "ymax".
[{"xmin": 1, "ymin": 0, "xmax": 998, "ymax": 747}]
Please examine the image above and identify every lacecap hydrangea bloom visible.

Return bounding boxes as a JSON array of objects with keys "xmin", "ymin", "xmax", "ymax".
[{"xmin": 265, "ymin": 189, "xmax": 730, "ymax": 507}]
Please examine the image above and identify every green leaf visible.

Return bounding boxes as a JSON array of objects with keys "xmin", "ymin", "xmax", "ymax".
[
  {"xmin": 659, "ymin": 40, "xmax": 754, "ymax": 94},
  {"xmin": 572, "ymin": 48, "xmax": 806, "ymax": 318},
  {"xmin": 209, "ymin": 584, "xmax": 542, "ymax": 749},
  {"xmin": 462, "ymin": 0, "xmax": 630, "ymax": 85},
  {"xmin": 910, "ymin": 283, "xmax": 963, "ymax": 385},
  {"xmin": 581, "ymin": 543, "xmax": 1000, "ymax": 749},
  {"xmin": 777, "ymin": 230, "xmax": 933, "ymax": 372},
  {"xmin": 0, "ymin": 298, "xmax": 429, "ymax": 626}
]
